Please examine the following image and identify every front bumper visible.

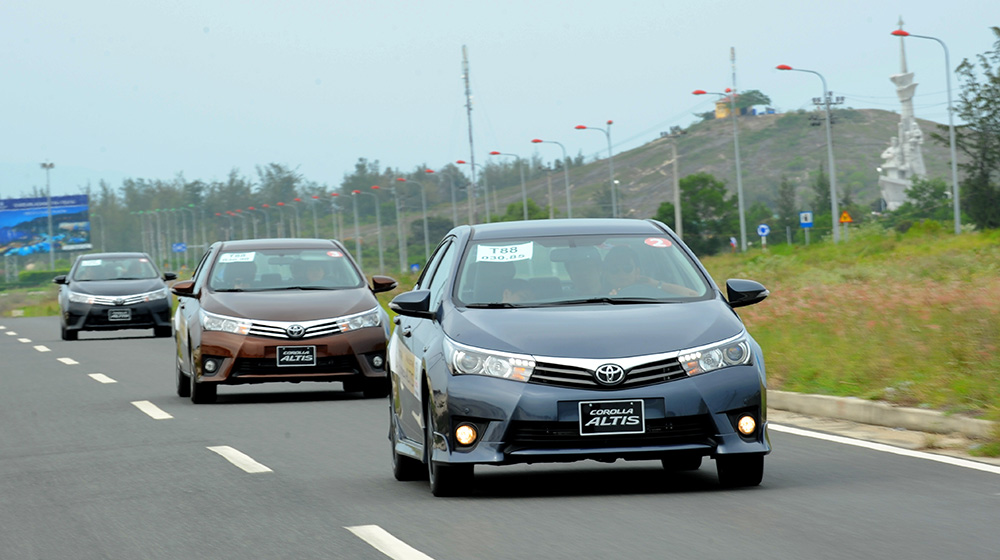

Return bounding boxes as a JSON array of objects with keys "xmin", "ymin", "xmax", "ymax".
[
  {"xmin": 430, "ymin": 364, "xmax": 769, "ymax": 466},
  {"xmin": 62, "ymin": 300, "xmax": 173, "ymax": 331},
  {"xmin": 194, "ymin": 327, "xmax": 388, "ymax": 386}
]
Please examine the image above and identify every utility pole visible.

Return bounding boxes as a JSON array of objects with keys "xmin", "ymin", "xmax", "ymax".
[
  {"xmin": 41, "ymin": 162, "xmax": 55, "ymax": 270},
  {"xmin": 463, "ymin": 45, "xmax": 479, "ymax": 223}
]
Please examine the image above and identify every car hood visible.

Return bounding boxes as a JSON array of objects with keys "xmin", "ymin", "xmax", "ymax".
[
  {"xmin": 443, "ymin": 299, "xmax": 745, "ymax": 358},
  {"xmin": 69, "ymin": 278, "xmax": 166, "ymax": 295},
  {"xmin": 202, "ymin": 288, "xmax": 377, "ymax": 321}
]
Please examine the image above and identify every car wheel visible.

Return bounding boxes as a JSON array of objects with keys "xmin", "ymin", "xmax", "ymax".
[
  {"xmin": 425, "ymin": 396, "xmax": 472, "ymax": 497},
  {"xmin": 716, "ymin": 454, "xmax": 764, "ymax": 488},
  {"xmin": 176, "ymin": 358, "xmax": 191, "ymax": 398},
  {"xmin": 389, "ymin": 403, "xmax": 425, "ymax": 481},
  {"xmin": 154, "ymin": 326, "xmax": 172, "ymax": 338},
  {"xmin": 61, "ymin": 325, "xmax": 78, "ymax": 341},
  {"xmin": 662, "ymin": 454, "xmax": 702, "ymax": 472},
  {"xmin": 190, "ymin": 373, "xmax": 217, "ymax": 404},
  {"xmin": 363, "ymin": 377, "xmax": 390, "ymax": 399}
]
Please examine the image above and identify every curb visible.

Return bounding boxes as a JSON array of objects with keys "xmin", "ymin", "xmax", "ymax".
[{"xmin": 769, "ymin": 390, "xmax": 997, "ymax": 440}]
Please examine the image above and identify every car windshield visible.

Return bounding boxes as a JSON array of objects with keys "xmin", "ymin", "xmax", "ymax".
[
  {"xmin": 455, "ymin": 234, "xmax": 712, "ymax": 306},
  {"xmin": 72, "ymin": 256, "xmax": 159, "ymax": 281},
  {"xmin": 208, "ymin": 247, "xmax": 363, "ymax": 292}
]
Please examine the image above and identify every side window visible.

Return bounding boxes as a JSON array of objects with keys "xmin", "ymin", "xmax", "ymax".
[
  {"xmin": 191, "ymin": 248, "xmax": 216, "ymax": 293},
  {"xmin": 425, "ymin": 241, "xmax": 457, "ymax": 312},
  {"xmin": 415, "ymin": 238, "xmax": 453, "ymax": 290}
]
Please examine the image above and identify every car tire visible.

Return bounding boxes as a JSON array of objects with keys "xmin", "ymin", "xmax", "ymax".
[
  {"xmin": 389, "ymin": 403, "xmax": 425, "ymax": 482},
  {"xmin": 154, "ymin": 326, "xmax": 172, "ymax": 338},
  {"xmin": 662, "ymin": 454, "xmax": 702, "ymax": 472},
  {"xmin": 716, "ymin": 454, "xmax": 764, "ymax": 488},
  {"xmin": 61, "ymin": 325, "xmax": 78, "ymax": 341},
  {"xmin": 363, "ymin": 377, "xmax": 390, "ymax": 399},
  {"xmin": 425, "ymin": 397, "xmax": 472, "ymax": 497},
  {"xmin": 176, "ymin": 358, "xmax": 191, "ymax": 398},
  {"xmin": 190, "ymin": 373, "xmax": 217, "ymax": 404}
]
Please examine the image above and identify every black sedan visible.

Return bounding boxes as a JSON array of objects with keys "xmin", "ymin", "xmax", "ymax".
[
  {"xmin": 387, "ymin": 219, "xmax": 770, "ymax": 496},
  {"xmin": 54, "ymin": 252, "xmax": 177, "ymax": 340}
]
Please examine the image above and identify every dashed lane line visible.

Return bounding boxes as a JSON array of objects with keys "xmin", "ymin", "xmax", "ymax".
[
  {"xmin": 5, "ymin": 331, "xmax": 16, "ymax": 336},
  {"xmin": 131, "ymin": 400, "xmax": 173, "ymax": 419},
  {"xmin": 88, "ymin": 373, "xmax": 117, "ymax": 384},
  {"xmin": 206, "ymin": 446, "xmax": 273, "ymax": 474},
  {"xmin": 34, "ymin": 345, "xmax": 51, "ymax": 352},
  {"xmin": 57, "ymin": 357, "xmax": 78, "ymax": 365},
  {"xmin": 18, "ymin": 338, "xmax": 31, "ymax": 343},
  {"xmin": 347, "ymin": 525, "xmax": 436, "ymax": 560}
]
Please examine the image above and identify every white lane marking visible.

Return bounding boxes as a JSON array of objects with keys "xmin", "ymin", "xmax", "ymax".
[
  {"xmin": 57, "ymin": 357, "xmax": 79, "ymax": 365},
  {"xmin": 347, "ymin": 525, "xmax": 436, "ymax": 560},
  {"xmin": 18, "ymin": 338, "xmax": 31, "ymax": 343},
  {"xmin": 206, "ymin": 446, "xmax": 273, "ymax": 474},
  {"xmin": 89, "ymin": 373, "xmax": 117, "ymax": 384},
  {"xmin": 6, "ymin": 331, "xmax": 17, "ymax": 336},
  {"xmin": 0, "ymin": 325, "xmax": 6, "ymax": 329},
  {"xmin": 131, "ymin": 400, "xmax": 172, "ymax": 419},
  {"xmin": 34, "ymin": 345, "xmax": 51, "ymax": 352},
  {"xmin": 771, "ymin": 423, "xmax": 1000, "ymax": 475}
]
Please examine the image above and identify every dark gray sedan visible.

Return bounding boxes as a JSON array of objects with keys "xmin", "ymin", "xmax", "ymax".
[{"xmin": 388, "ymin": 218, "xmax": 771, "ymax": 496}]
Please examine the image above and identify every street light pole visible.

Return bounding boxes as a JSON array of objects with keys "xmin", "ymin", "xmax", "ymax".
[
  {"xmin": 776, "ymin": 64, "xmax": 841, "ymax": 243},
  {"xmin": 456, "ymin": 160, "xmax": 492, "ymax": 223},
  {"xmin": 397, "ymin": 178, "xmax": 430, "ymax": 261},
  {"xmin": 426, "ymin": 169, "xmax": 458, "ymax": 227},
  {"xmin": 891, "ymin": 27, "xmax": 961, "ymax": 234},
  {"xmin": 531, "ymin": 139, "xmax": 572, "ymax": 218},
  {"xmin": 693, "ymin": 89, "xmax": 746, "ymax": 250},
  {"xmin": 310, "ymin": 195, "xmax": 320, "ymax": 238},
  {"xmin": 360, "ymin": 186, "xmax": 385, "ymax": 274},
  {"xmin": 490, "ymin": 151, "xmax": 529, "ymax": 220},
  {"xmin": 328, "ymin": 194, "xmax": 340, "ymax": 240},
  {"xmin": 40, "ymin": 162, "xmax": 55, "ymax": 269},
  {"xmin": 575, "ymin": 120, "xmax": 617, "ymax": 217},
  {"xmin": 388, "ymin": 185, "xmax": 407, "ymax": 273}
]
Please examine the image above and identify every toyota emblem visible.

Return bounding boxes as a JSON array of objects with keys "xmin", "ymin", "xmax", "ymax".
[
  {"xmin": 594, "ymin": 364, "xmax": 626, "ymax": 386},
  {"xmin": 286, "ymin": 324, "xmax": 305, "ymax": 339},
  {"xmin": 114, "ymin": 298, "xmax": 125, "ymax": 306}
]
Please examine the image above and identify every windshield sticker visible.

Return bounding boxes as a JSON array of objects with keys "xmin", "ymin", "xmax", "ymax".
[
  {"xmin": 218, "ymin": 252, "xmax": 256, "ymax": 263},
  {"xmin": 327, "ymin": 251, "xmax": 344, "ymax": 258},
  {"xmin": 80, "ymin": 260, "xmax": 102, "ymax": 266},
  {"xmin": 644, "ymin": 237, "xmax": 673, "ymax": 248},
  {"xmin": 476, "ymin": 242, "xmax": 533, "ymax": 262}
]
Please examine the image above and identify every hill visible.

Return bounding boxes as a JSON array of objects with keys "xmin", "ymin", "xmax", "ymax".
[{"xmin": 489, "ymin": 109, "xmax": 958, "ymax": 219}]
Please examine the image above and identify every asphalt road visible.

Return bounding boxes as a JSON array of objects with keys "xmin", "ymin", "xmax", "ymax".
[{"xmin": 2, "ymin": 316, "xmax": 999, "ymax": 560}]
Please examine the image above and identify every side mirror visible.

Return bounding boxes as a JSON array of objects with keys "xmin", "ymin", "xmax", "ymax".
[
  {"xmin": 389, "ymin": 289, "xmax": 434, "ymax": 319},
  {"xmin": 726, "ymin": 279, "xmax": 769, "ymax": 308},
  {"xmin": 171, "ymin": 280, "xmax": 197, "ymax": 298},
  {"xmin": 163, "ymin": 272, "xmax": 178, "ymax": 281},
  {"xmin": 53, "ymin": 275, "xmax": 68, "ymax": 285},
  {"xmin": 371, "ymin": 275, "xmax": 399, "ymax": 294}
]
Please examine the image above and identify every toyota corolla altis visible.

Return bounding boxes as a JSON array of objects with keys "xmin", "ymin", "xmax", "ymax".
[{"xmin": 387, "ymin": 219, "xmax": 770, "ymax": 496}]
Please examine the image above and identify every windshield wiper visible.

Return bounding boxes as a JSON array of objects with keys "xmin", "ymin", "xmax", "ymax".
[
  {"xmin": 464, "ymin": 302, "xmax": 530, "ymax": 309},
  {"xmin": 541, "ymin": 297, "xmax": 659, "ymax": 306}
]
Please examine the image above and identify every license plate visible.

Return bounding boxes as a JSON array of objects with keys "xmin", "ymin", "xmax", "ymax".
[
  {"xmin": 579, "ymin": 400, "xmax": 645, "ymax": 436},
  {"xmin": 277, "ymin": 346, "xmax": 316, "ymax": 367},
  {"xmin": 108, "ymin": 308, "xmax": 132, "ymax": 321}
]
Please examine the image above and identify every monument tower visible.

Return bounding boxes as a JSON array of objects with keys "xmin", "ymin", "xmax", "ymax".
[{"xmin": 879, "ymin": 18, "xmax": 928, "ymax": 210}]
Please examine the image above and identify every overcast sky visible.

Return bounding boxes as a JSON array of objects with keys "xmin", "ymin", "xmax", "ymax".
[{"xmin": 1, "ymin": 0, "xmax": 996, "ymax": 198}]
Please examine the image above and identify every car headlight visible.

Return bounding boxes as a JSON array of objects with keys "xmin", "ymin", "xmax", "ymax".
[
  {"xmin": 200, "ymin": 310, "xmax": 252, "ymax": 335},
  {"xmin": 443, "ymin": 337, "xmax": 535, "ymax": 382},
  {"xmin": 678, "ymin": 334, "xmax": 752, "ymax": 376},
  {"xmin": 337, "ymin": 308, "xmax": 381, "ymax": 332},
  {"xmin": 67, "ymin": 291, "xmax": 95, "ymax": 304},
  {"xmin": 145, "ymin": 288, "xmax": 168, "ymax": 301}
]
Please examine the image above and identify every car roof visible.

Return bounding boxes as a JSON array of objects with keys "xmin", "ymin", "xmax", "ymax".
[
  {"xmin": 463, "ymin": 218, "xmax": 667, "ymax": 241},
  {"xmin": 214, "ymin": 238, "xmax": 341, "ymax": 251},
  {"xmin": 77, "ymin": 252, "xmax": 150, "ymax": 259}
]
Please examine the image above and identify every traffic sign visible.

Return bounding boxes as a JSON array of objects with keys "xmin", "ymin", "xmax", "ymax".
[
  {"xmin": 799, "ymin": 211, "xmax": 814, "ymax": 228},
  {"xmin": 756, "ymin": 224, "xmax": 770, "ymax": 237},
  {"xmin": 839, "ymin": 211, "xmax": 854, "ymax": 224},
  {"xmin": 172, "ymin": 242, "xmax": 187, "ymax": 253}
]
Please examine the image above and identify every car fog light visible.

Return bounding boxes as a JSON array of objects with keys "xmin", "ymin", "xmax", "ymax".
[
  {"xmin": 204, "ymin": 359, "xmax": 218, "ymax": 373},
  {"xmin": 372, "ymin": 356, "xmax": 384, "ymax": 368},
  {"xmin": 455, "ymin": 424, "xmax": 478, "ymax": 446},
  {"xmin": 737, "ymin": 415, "xmax": 756, "ymax": 436}
]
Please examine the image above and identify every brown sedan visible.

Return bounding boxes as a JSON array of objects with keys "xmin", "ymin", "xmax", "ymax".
[{"xmin": 171, "ymin": 238, "xmax": 397, "ymax": 403}]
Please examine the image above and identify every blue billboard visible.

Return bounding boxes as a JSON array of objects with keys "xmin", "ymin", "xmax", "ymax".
[{"xmin": 0, "ymin": 195, "xmax": 92, "ymax": 256}]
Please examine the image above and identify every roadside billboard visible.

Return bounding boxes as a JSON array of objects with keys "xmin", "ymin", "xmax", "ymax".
[{"xmin": 0, "ymin": 195, "xmax": 92, "ymax": 256}]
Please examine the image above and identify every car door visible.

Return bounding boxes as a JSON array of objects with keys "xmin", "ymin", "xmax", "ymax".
[
  {"xmin": 391, "ymin": 238, "xmax": 457, "ymax": 441},
  {"xmin": 174, "ymin": 246, "xmax": 215, "ymax": 373}
]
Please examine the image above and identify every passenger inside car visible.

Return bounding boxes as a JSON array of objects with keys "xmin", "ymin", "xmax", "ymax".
[{"xmin": 222, "ymin": 262, "xmax": 257, "ymax": 290}]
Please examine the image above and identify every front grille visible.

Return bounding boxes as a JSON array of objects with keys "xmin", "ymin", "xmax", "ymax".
[
  {"xmin": 247, "ymin": 319, "xmax": 342, "ymax": 339},
  {"xmin": 504, "ymin": 415, "xmax": 714, "ymax": 452},
  {"xmin": 88, "ymin": 293, "xmax": 161, "ymax": 306},
  {"xmin": 230, "ymin": 354, "xmax": 361, "ymax": 377},
  {"xmin": 531, "ymin": 357, "xmax": 686, "ymax": 390}
]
